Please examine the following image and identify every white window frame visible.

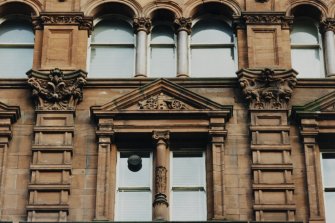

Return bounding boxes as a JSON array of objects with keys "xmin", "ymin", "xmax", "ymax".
[
  {"xmin": 189, "ymin": 15, "xmax": 238, "ymax": 77},
  {"xmin": 290, "ymin": 17, "xmax": 325, "ymax": 78},
  {"xmin": 88, "ymin": 14, "xmax": 136, "ymax": 78},
  {"xmin": 114, "ymin": 151, "xmax": 153, "ymax": 221},
  {"xmin": 148, "ymin": 22, "xmax": 177, "ymax": 77},
  {"xmin": 170, "ymin": 150, "xmax": 207, "ymax": 221}
]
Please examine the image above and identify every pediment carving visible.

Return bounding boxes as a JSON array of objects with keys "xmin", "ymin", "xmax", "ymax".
[{"xmin": 92, "ymin": 79, "xmax": 232, "ymax": 113}]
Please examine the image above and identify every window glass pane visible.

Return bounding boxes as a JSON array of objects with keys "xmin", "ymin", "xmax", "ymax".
[
  {"xmin": 172, "ymin": 153, "xmax": 204, "ymax": 186},
  {"xmin": 171, "ymin": 191, "xmax": 206, "ymax": 221},
  {"xmin": 118, "ymin": 153, "xmax": 151, "ymax": 187},
  {"xmin": 291, "ymin": 19, "xmax": 319, "ymax": 44},
  {"xmin": 150, "ymin": 46, "xmax": 176, "ymax": 77},
  {"xmin": 0, "ymin": 47, "xmax": 33, "ymax": 77},
  {"xmin": 151, "ymin": 25, "xmax": 174, "ymax": 44},
  {"xmin": 90, "ymin": 46, "xmax": 134, "ymax": 77},
  {"xmin": 192, "ymin": 19, "xmax": 233, "ymax": 44},
  {"xmin": 322, "ymin": 153, "xmax": 335, "ymax": 187},
  {"xmin": 116, "ymin": 191, "xmax": 152, "ymax": 221},
  {"xmin": 0, "ymin": 20, "xmax": 34, "ymax": 43},
  {"xmin": 291, "ymin": 48, "xmax": 322, "ymax": 78},
  {"xmin": 92, "ymin": 19, "xmax": 134, "ymax": 43},
  {"xmin": 191, "ymin": 47, "xmax": 236, "ymax": 77},
  {"xmin": 325, "ymin": 192, "xmax": 335, "ymax": 223}
]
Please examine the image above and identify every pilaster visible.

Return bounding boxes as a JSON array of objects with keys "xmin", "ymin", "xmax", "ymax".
[
  {"xmin": 26, "ymin": 68, "xmax": 87, "ymax": 222},
  {"xmin": 237, "ymin": 68, "xmax": 297, "ymax": 221}
]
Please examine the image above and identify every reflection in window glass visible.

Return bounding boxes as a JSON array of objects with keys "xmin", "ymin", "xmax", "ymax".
[
  {"xmin": 90, "ymin": 19, "xmax": 135, "ymax": 78},
  {"xmin": 0, "ymin": 20, "xmax": 34, "ymax": 77},
  {"xmin": 190, "ymin": 19, "xmax": 236, "ymax": 77}
]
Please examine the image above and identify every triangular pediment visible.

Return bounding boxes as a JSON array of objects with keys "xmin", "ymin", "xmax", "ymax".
[{"xmin": 91, "ymin": 78, "xmax": 232, "ymax": 115}]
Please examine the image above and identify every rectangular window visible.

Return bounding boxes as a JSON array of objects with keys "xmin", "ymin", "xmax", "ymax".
[
  {"xmin": 115, "ymin": 152, "xmax": 152, "ymax": 221},
  {"xmin": 171, "ymin": 152, "xmax": 207, "ymax": 221},
  {"xmin": 321, "ymin": 153, "xmax": 335, "ymax": 223}
]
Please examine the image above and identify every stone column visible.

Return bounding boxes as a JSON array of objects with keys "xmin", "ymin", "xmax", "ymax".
[
  {"xmin": 237, "ymin": 68, "xmax": 297, "ymax": 221},
  {"xmin": 174, "ymin": 18, "xmax": 192, "ymax": 78},
  {"xmin": 152, "ymin": 130, "xmax": 169, "ymax": 221},
  {"xmin": 26, "ymin": 68, "xmax": 87, "ymax": 222},
  {"xmin": 300, "ymin": 119, "xmax": 325, "ymax": 223},
  {"xmin": 321, "ymin": 19, "xmax": 335, "ymax": 77},
  {"xmin": 133, "ymin": 18, "xmax": 151, "ymax": 78}
]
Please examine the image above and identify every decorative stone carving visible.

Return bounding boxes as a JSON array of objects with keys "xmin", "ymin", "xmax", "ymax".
[
  {"xmin": 152, "ymin": 130, "xmax": 170, "ymax": 143},
  {"xmin": 133, "ymin": 17, "xmax": 152, "ymax": 34},
  {"xmin": 237, "ymin": 68, "xmax": 297, "ymax": 109},
  {"xmin": 154, "ymin": 166, "xmax": 168, "ymax": 205},
  {"xmin": 320, "ymin": 18, "xmax": 335, "ymax": 33},
  {"xmin": 139, "ymin": 93, "xmax": 188, "ymax": 110},
  {"xmin": 174, "ymin": 17, "xmax": 192, "ymax": 34},
  {"xmin": 32, "ymin": 12, "xmax": 93, "ymax": 34},
  {"xmin": 27, "ymin": 68, "xmax": 87, "ymax": 110},
  {"xmin": 234, "ymin": 13, "xmax": 291, "ymax": 30}
]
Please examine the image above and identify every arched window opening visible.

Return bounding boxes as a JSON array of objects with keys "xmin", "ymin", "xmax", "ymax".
[
  {"xmin": 0, "ymin": 18, "xmax": 34, "ymax": 77},
  {"xmin": 89, "ymin": 16, "xmax": 135, "ymax": 77}
]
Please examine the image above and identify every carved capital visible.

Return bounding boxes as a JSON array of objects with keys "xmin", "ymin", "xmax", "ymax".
[
  {"xmin": 237, "ymin": 68, "xmax": 297, "ymax": 110},
  {"xmin": 32, "ymin": 12, "xmax": 93, "ymax": 34},
  {"xmin": 320, "ymin": 18, "xmax": 335, "ymax": 33},
  {"xmin": 139, "ymin": 93, "xmax": 188, "ymax": 110},
  {"xmin": 133, "ymin": 17, "xmax": 152, "ymax": 34},
  {"xmin": 27, "ymin": 68, "xmax": 87, "ymax": 111},
  {"xmin": 174, "ymin": 17, "xmax": 192, "ymax": 34},
  {"xmin": 152, "ymin": 130, "xmax": 170, "ymax": 145}
]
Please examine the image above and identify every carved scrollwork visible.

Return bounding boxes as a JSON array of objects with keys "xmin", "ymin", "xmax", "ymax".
[
  {"xmin": 320, "ymin": 18, "xmax": 335, "ymax": 33},
  {"xmin": 27, "ymin": 68, "xmax": 87, "ymax": 110},
  {"xmin": 152, "ymin": 130, "xmax": 170, "ymax": 144},
  {"xmin": 133, "ymin": 17, "xmax": 152, "ymax": 34},
  {"xmin": 139, "ymin": 93, "xmax": 188, "ymax": 110},
  {"xmin": 32, "ymin": 12, "xmax": 93, "ymax": 34},
  {"xmin": 237, "ymin": 68, "xmax": 297, "ymax": 109},
  {"xmin": 174, "ymin": 17, "xmax": 192, "ymax": 34}
]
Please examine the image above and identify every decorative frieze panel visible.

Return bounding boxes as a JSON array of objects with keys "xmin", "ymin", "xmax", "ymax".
[
  {"xmin": 32, "ymin": 12, "xmax": 93, "ymax": 33},
  {"xmin": 237, "ymin": 68, "xmax": 297, "ymax": 109}
]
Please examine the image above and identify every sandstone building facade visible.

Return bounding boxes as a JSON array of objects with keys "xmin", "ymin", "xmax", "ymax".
[{"xmin": 0, "ymin": 0, "xmax": 335, "ymax": 222}]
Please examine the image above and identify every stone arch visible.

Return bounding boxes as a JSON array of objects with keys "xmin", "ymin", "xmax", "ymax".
[
  {"xmin": 143, "ymin": 2, "xmax": 182, "ymax": 18},
  {"xmin": 83, "ymin": 0, "xmax": 141, "ymax": 18},
  {"xmin": 328, "ymin": 2, "xmax": 335, "ymax": 18},
  {"xmin": 286, "ymin": 0, "xmax": 328, "ymax": 20},
  {"xmin": 184, "ymin": 0, "xmax": 241, "ymax": 18},
  {"xmin": 0, "ymin": 0, "xmax": 41, "ymax": 16}
]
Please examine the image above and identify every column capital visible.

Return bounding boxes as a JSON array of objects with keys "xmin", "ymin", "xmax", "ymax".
[
  {"xmin": 133, "ymin": 17, "xmax": 152, "ymax": 34},
  {"xmin": 174, "ymin": 17, "xmax": 192, "ymax": 34},
  {"xmin": 237, "ymin": 68, "xmax": 297, "ymax": 110},
  {"xmin": 32, "ymin": 12, "xmax": 93, "ymax": 35},
  {"xmin": 320, "ymin": 18, "xmax": 335, "ymax": 33},
  {"xmin": 152, "ymin": 130, "xmax": 170, "ymax": 144},
  {"xmin": 27, "ymin": 68, "xmax": 87, "ymax": 111}
]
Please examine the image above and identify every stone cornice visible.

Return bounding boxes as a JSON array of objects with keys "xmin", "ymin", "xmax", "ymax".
[
  {"xmin": 237, "ymin": 68, "xmax": 297, "ymax": 110},
  {"xmin": 133, "ymin": 17, "xmax": 152, "ymax": 34},
  {"xmin": 32, "ymin": 12, "xmax": 93, "ymax": 34},
  {"xmin": 174, "ymin": 17, "xmax": 192, "ymax": 34},
  {"xmin": 27, "ymin": 68, "xmax": 87, "ymax": 111},
  {"xmin": 320, "ymin": 18, "xmax": 335, "ymax": 33},
  {"xmin": 235, "ymin": 12, "xmax": 293, "ymax": 30}
]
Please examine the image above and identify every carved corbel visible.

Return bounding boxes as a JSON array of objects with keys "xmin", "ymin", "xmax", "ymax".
[
  {"xmin": 133, "ymin": 17, "xmax": 152, "ymax": 34},
  {"xmin": 174, "ymin": 17, "xmax": 192, "ymax": 34},
  {"xmin": 32, "ymin": 12, "xmax": 93, "ymax": 34},
  {"xmin": 237, "ymin": 68, "xmax": 297, "ymax": 109},
  {"xmin": 27, "ymin": 68, "xmax": 87, "ymax": 111}
]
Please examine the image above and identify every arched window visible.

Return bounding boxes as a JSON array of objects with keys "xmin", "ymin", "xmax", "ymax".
[
  {"xmin": 89, "ymin": 17, "xmax": 135, "ymax": 77},
  {"xmin": 0, "ymin": 18, "xmax": 34, "ymax": 77},
  {"xmin": 150, "ymin": 24, "xmax": 176, "ymax": 77},
  {"xmin": 291, "ymin": 17, "xmax": 324, "ymax": 78},
  {"xmin": 190, "ymin": 17, "xmax": 236, "ymax": 77}
]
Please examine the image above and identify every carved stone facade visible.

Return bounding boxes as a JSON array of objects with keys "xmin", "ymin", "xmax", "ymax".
[{"xmin": 0, "ymin": 0, "xmax": 335, "ymax": 223}]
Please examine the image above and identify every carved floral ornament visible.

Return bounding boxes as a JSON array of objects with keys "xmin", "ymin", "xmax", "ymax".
[
  {"xmin": 234, "ymin": 13, "xmax": 293, "ymax": 30},
  {"xmin": 138, "ymin": 93, "xmax": 188, "ymax": 110},
  {"xmin": 27, "ymin": 68, "xmax": 87, "ymax": 111},
  {"xmin": 320, "ymin": 18, "xmax": 335, "ymax": 33},
  {"xmin": 237, "ymin": 68, "xmax": 297, "ymax": 110},
  {"xmin": 174, "ymin": 17, "xmax": 192, "ymax": 34},
  {"xmin": 133, "ymin": 17, "xmax": 152, "ymax": 34},
  {"xmin": 32, "ymin": 12, "xmax": 93, "ymax": 34}
]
